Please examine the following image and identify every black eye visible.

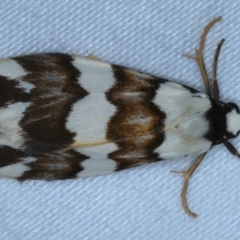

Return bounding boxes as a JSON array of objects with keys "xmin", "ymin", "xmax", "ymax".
[{"xmin": 227, "ymin": 102, "xmax": 240, "ymax": 113}]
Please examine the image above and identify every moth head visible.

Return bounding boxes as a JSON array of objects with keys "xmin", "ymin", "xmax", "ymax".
[{"xmin": 225, "ymin": 102, "xmax": 240, "ymax": 138}]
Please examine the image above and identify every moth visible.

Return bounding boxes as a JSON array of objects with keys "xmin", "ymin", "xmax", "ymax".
[{"xmin": 0, "ymin": 17, "xmax": 239, "ymax": 218}]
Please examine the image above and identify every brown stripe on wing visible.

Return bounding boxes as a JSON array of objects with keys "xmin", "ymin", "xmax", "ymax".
[
  {"xmin": 0, "ymin": 76, "xmax": 31, "ymax": 108},
  {"xmin": 0, "ymin": 145, "xmax": 89, "ymax": 180},
  {"xmin": 13, "ymin": 53, "xmax": 89, "ymax": 153},
  {"xmin": 106, "ymin": 65, "xmax": 166, "ymax": 169},
  {"xmin": 0, "ymin": 146, "xmax": 26, "ymax": 167},
  {"xmin": 19, "ymin": 150, "xmax": 89, "ymax": 181}
]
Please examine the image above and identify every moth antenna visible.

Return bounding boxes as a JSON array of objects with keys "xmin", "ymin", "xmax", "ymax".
[
  {"xmin": 182, "ymin": 16, "xmax": 222, "ymax": 97},
  {"xmin": 224, "ymin": 141, "xmax": 240, "ymax": 159},
  {"xmin": 211, "ymin": 38, "xmax": 225, "ymax": 100}
]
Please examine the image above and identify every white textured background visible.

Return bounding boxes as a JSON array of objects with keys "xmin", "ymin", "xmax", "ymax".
[{"xmin": 0, "ymin": 0, "xmax": 240, "ymax": 239}]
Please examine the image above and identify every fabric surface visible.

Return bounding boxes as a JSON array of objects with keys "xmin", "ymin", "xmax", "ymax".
[{"xmin": 0, "ymin": 0, "xmax": 240, "ymax": 239}]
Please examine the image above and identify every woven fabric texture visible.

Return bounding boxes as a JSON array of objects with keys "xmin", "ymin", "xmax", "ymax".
[{"xmin": 0, "ymin": 0, "xmax": 240, "ymax": 239}]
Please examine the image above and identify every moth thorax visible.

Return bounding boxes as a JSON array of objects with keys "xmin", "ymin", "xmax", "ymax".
[{"xmin": 226, "ymin": 103, "xmax": 240, "ymax": 137}]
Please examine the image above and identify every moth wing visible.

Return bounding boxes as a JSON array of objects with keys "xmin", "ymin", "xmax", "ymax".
[{"xmin": 0, "ymin": 53, "xmax": 212, "ymax": 180}]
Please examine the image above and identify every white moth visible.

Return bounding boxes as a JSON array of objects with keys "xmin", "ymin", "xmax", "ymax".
[{"xmin": 0, "ymin": 17, "xmax": 239, "ymax": 217}]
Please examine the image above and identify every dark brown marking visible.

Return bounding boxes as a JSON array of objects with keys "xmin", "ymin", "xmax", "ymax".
[
  {"xmin": 0, "ymin": 76, "xmax": 31, "ymax": 107},
  {"xmin": 181, "ymin": 84, "xmax": 199, "ymax": 94},
  {"xmin": 12, "ymin": 53, "xmax": 89, "ymax": 152},
  {"xmin": 106, "ymin": 65, "xmax": 166, "ymax": 169},
  {"xmin": 0, "ymin": 146, "xmax": 26, "ymax": 167},
  {"xmin": 116, "ymin": 155, "xmax": 161, "ymax": 170},
  {"xmin": 18, "ymin": 150, "xmax": 89, "ymax": 181}
]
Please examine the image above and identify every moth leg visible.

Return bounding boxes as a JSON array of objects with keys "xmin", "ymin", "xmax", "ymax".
[
  {"xmin": 224, "ymin": 141, "xmax": 240, "ymax": 159},
  {"xmin": 211, "ymin": 38, "xmax": 225, "ymax": 100},
  {"xmin": 182, "ymin": 17, "xmax": 222, "ymax": 97},
  {"xmin": 171, "ymin": 152, "xmax": 207, "ymax": 218}
]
